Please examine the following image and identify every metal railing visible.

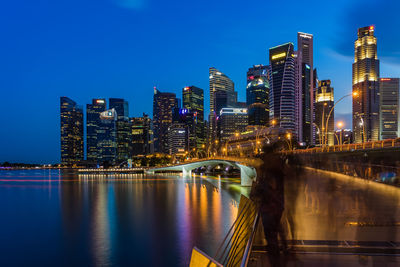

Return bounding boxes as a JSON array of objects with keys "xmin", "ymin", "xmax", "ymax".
[
  {"xmin": 240, "ymin": 212, "xmax": 260, "ymax": 267},
  {"xmin": 210, "ymin": 195, "xmax": 258, "ymax": 267},
  {"xmin": 292, "ymin": 137, "xmax": 400, "ymax": 154},
  {"xmin": 303, "ymin": 159, "xmax": 400, "ymax": 186}
]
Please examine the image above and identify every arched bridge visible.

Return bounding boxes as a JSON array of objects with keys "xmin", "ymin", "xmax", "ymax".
[{"xmin": 146, "ymin": 157, "xmax": 263, "ymax": 186}]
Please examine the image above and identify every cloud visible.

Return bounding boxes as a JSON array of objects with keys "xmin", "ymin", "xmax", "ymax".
[{"xmin": 113, "ymin": 0, "xmax": 146, "ymax": 9}]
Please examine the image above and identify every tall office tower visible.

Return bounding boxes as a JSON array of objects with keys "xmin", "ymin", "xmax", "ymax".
[
  {"xmin": 315, "ymin": 80, "xmax": 334, "ymax": 146},
  {"xmin": 246, "ymin": 65, "xmax": 270, "ymax": 126},
  {"xmin": 379, "ymin": 78, "xmax": 400, "ymax": 139},
  {"xmin": 209, "ymin": 67, "xmax": 235, "ymax": 114},
  {"xmin": 218, "ymin": 108, "xmax": 248, "ymax": 143},
  {"xmin": 209, "ymin": 67, "xmax": 236, "ymax": 145},
  {"xmin": 60, "ymin": 97, "xmax": 84, "ymax": 165},
  {"xmin": 172, "ymin": 108, "xmax": 196, "ymax": 151},
  {"xmin": 109, "ymin": 98, "xmax": 131, "ymax": 163},
  {"xmin": 167, "ymin": 123, "xmax": 187, "ymax": 156},
  {"xmin": 97, "ymin": 109, "xmax": 117, "ymax": 164},
  {"xmin": 182, "ymin": 86, "xmax": 205, "ymax": 147},
  {"xmin": 131, "ymin": 113, "xmax": 154, "ymax": 156},
  {"xmin": 86, "ymin": 99, "xmax": 106, "ymax": 162},
  {"xmin": 297, "ymin": 32, "xmax": 314, "ymax": 145},
  {"xmin": 353, "ymin": 26, "xmax": 380, "ymax": 143},
  {"xmin": 269, "ymin": 43, "xmax": 297, "ymax": 135},
  {"xmin": 153, "ymin": 88, "xmax": 178, "ymax": 153}
]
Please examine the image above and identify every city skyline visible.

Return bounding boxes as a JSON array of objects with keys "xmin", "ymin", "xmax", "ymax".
[{"xmin": 1, "ymin": 0, "xmax": 400, "ymax": 163}]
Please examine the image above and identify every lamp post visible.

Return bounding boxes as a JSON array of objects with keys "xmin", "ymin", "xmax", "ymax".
[
  {"xmin": 357, "ymin": 115, "xmax": 366, "ymax": 144},
  {"xmin": 324, "ymin": 91, "xmax": 359, "ymax": 147},
  {"xmin": 313, "ymin": 122, "xmax": 322, "ymax": 147},
  {"xmin": 286, "ymin": 133, "xmax": 292, "ymax": 151},
  {"xmin": 337, "ymin": 121, "xmax": 344, "ymax": 149}
]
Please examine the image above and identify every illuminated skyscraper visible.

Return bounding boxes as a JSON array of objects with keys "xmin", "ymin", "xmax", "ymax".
[
  {"xmin": 297, "ymin": 32, "xmax": 314, "ymax": 145},
  {"xmin": 167, "ymin": 123, "xmax": 187, "ymax": 156},
  {"xmin": 131, "ymin": 113, "xmax": 154, "ymax": 155},
  {"xmin": 97, "ymin": 108, "xmax": 117, "ymax": 164},
  {"xmin": 172, "ymin": 108, "xmax": 196, "ymax": 151},
  {"xmin": 269, "ymin": 43, "xmax": 296, "ymax": 135},
  {"xmin": 218, "ymin": 108, "xmax": 248, "ymax": 143},
  {"xmin": 182, "ymin": 86, "xmax": 205, "ymax": 147},
  {"xmin": 86, "ymin": 99, "xmax": 106, "ymax": 162},
  {"xmin": 109, "ymin": 98, "xmax": 131, "ymax": 163},
  {"xmin": 209, "ymin": 67, "xmax": 235, "ymax": 114},
  {"xmin": 209, "ymin": 67, "xmax": 236, "ymax": 145},
  {"xmin": 315, "ymin": 80, "xmax": 334, "ymax": 146},
  {"xmin": 379, "ymin": 78, "xmax": 400, "ymax": 140},
  {"xmin": 352, "ymin": 26, "xmax": 380, "ymax": 143},
  {"xmin": 153, "ymin": 88, "xmax": 179, "ymax": 153},
  {"xmin": 246, "ymin": 65, "xmax": 270, "ymax": 126},
  {"xmin": 60, "ymin": 97, "xmax": 84, "ymax": 165}
]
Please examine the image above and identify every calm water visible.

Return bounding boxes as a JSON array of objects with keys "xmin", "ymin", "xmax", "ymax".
[{"xmin": 0, "ymin": 170, "xmax": 242, "ymax": 266}]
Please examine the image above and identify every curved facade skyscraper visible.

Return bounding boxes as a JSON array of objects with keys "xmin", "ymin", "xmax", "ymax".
[
  {"xmin": 246, "ymin": 65, "xmax": 270, "ymax": 126},
  {"xmin": 352, "ymin": 26, "xmax": 380, "ymax": 143},
  {"xmin": 209, "ymin": 67, "xmax": 235, "ymax": 114},
  {"xmin": 208, "ymin": 67, "xmax": 236, "ymax": 144},
  {"xmin": 269, "ymin": 43, "xmax": 296, "ymax": 135}
]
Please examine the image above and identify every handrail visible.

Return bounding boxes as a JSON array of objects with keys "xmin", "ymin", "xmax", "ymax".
[
  {"xmin": 240, "ymin": 211, "xmax": 260, "ymax": 267},
  {"xmin": 213, "ymin": 201, "xmax": 252, "ymax": 260},
  {"xmin": 291, "ymin": 137, "xmax": 400, "ymax": 154}
]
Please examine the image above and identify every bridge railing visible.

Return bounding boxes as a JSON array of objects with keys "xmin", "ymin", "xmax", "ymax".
[
  {"xmin": 189, "ymin": 195, "xmax": 259, "ymax": 267},
  {"xmin": 291, "ymin": 137, "xmax": 400, "ymax": 154},
  {"xmin": 178, "ymin": 157, "xmax": 263, "ymax": 169},
  {"xmin": 301, "ymin": 158, "xmax": 400, "ymax": 186}
]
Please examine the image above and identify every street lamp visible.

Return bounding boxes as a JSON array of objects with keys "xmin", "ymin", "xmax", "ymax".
[
  {"xmin": 324, "ymin": 91, "xmax": 359, "ymax": 146},
  {"xmin": 357, "ymin": 115, "xmax": 366, "ymax": 143},
  {"xmin": 337, "ymin": 121, "xmax": 344, "ymax": 147},
  {"xmin": 271, "ymin": 119, "xmax": 277, "ymax": 127},
  {"xmin": 313, "ymin": 122, "xmax": 322, "ymax": 147},
  {"xmin": 286, "ymin": 133, "xmax": 292, "ymax": 151}
]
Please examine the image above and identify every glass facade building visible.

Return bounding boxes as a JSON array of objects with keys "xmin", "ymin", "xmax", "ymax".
[
  {"xmin": 182, "ymin": 86, "xmax": 205, "ymax": 148},
  {"xmin": 218, "ymin": 108, "xmax": 248, "ymax": 143},
  {"xmin": 315, "ymin": 80, "xmax": 334, "ymax": 146},
  {"xmin": 297, "ymin": 32, "xmax": 314, "ymax": 145},
  {"xmin": 379, "ymin": 78, "xmax": 400, "ymax": 140},
  {"xmin": 209, "ymin": 67, "xmax": 236, "ymax": 146},
  {"xmin": 246, "ymin": 65, "xmax": 270, "ymax": 126},
  {"xmin": 269, "ymin": 43, "xmax": 296, "ymax": 135},
  {"xmin": 97, "ymin": 108, "xmax": 117, "ymax": 165},
  {"xmin": 352, "ymin": 26, "xmax": 380, "ymax": 143},
  {"xmin": 153, "ymin": 88, "xmax": 179, "ymax": 153},
  {"xmin": 60, "ymin": 97, "xmax": 84, "ymax": 165},
  {"xmin": 167, "ymin": 123, "xmax": 187, "ymax": 156},
  {"xmin": 109, "ymin": 98, "xmax": 131, "ymax": 163},
  {"xmin": 131, "ymin": 113, "xmax": 154, "ymax": 155},
  {"xmin": 86, "ymin": 99, "xmax": 106, "ymax": 162}
]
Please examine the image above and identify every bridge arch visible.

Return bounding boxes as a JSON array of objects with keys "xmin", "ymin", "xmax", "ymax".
[{"xmin": 146, "ymin": 158, "xmax": 259, "ymax": 186}]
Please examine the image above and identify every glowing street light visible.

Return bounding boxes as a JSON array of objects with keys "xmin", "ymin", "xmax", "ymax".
[
  {"xmin": 337, "ymin": 121, "xmax": 344, "ymax": 147},
  {"xmin": 285, "ymin": 133, "xmax": 293, "ymax": 150},
  {"xmin": 324, "ymin": 91, "xmax": 359, "ymax": 146}
]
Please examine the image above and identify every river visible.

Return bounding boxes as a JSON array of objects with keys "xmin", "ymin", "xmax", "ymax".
[{"xmin": 0, "ymin": 170, "xmax": 242, "ymax": 266}]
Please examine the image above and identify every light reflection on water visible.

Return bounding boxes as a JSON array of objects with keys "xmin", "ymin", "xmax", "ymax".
[{"xmin": 0, "ymin": 170, "xmax": 241, "ymax": 266}]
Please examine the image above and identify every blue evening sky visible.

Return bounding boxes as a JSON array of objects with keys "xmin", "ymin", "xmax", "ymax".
[{"xmin": 1, "ymin": 0, "xmax": 399, "ymax": 163}]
